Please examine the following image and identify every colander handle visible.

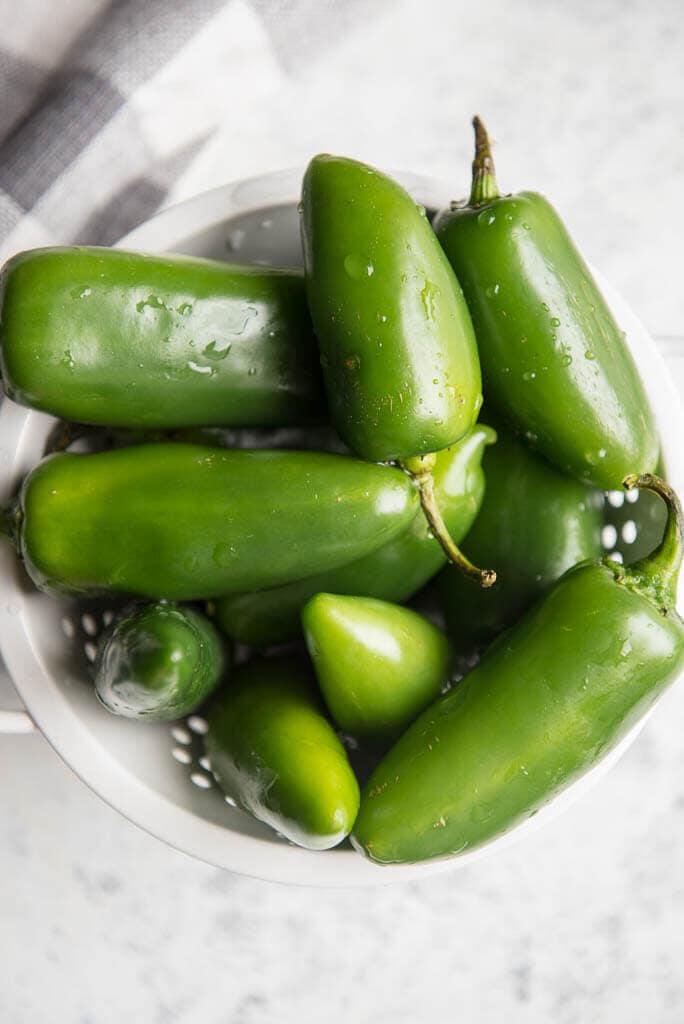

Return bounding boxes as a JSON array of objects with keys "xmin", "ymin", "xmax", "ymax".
[{"xmin": 0, "ymin": 709, "xmax": 35, "ymax": 733}]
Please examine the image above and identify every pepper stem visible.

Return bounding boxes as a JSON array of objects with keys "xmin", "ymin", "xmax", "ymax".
[
  {"xmin": 403, "ymin": 454, "xmax": 496, "ymax": 588},
  {"xmin": 470, "ymin": 116, "xmax": 500, "ymax": 207},
  {"xmin": 621, "ymin": 473, "xmax": 683, "ymax": 610}
]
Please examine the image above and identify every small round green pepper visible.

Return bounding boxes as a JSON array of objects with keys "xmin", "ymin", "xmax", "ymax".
[{"xmin": 95, "ymin": 601, "xmax": 226, "ymax": 720}]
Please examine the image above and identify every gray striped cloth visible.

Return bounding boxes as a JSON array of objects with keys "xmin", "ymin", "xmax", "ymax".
[{"xmin": 0, "ymin": 0, "xmax": 384, "ymax": 258}]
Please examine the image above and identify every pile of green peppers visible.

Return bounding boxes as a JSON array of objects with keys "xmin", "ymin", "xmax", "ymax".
[{"xmin": 1, "ymin": 117, "xmax": 681, "ymax": 863}]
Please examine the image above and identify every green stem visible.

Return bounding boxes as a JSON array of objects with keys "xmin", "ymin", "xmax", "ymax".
[
  {"xmin": 469, "ymin": 115, "xmax": 500, "ymax": 206},
  {"xmin": 620, "ymin": 473, "xmax": 683, "ymax": 611},
  {"xmin": 403, "ymin": 454, "xmax": 496, "ymax": 588}
]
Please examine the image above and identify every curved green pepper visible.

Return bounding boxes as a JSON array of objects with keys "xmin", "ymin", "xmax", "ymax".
[
  {"xmin": 353, "ymin": 475, "xmax": 684, "ymax": 864},
  {"xmin": 0, "ymin": 247, "xmax": 323, "ymax": 428},
  {"xmin": 213, "ymin": 424, "xmax": 494, "ymax": 647},
  {"xmin": 3, "ymin": 444, "xmax": 417, "ymax": 599},
  {"xmin": 205, "ymin": 659, "xmax": 359, "ymax": 850},
  {"xmin": 303, "ymin": 594, "xmax": 451, "ymax": 743},
  {"xmin": 439, "ymin": 426, "xmax": 603, "ymax": 650},
  {"xmin": 95, "ymin": 601, "xmax": 226, "ymax": 720},
  {"xmin": 433, "ymin": 119, "xmax": 659, "ymax": 489},
  {"xmin": 301, "ymin": 156, "xmax": 492, "ymax": 586}
]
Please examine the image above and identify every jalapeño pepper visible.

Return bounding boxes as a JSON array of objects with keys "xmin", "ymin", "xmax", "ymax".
[
  {"xmin": 301, "ymin": 155, "xmax": 493, "ymax": 586},
  {"xmin": 353, "ymin": 475, "xmax": 684, "ymax": 864},
  {"xmin": 205, "ymin": 659, "xmax": 359, "ymax": 850},
  {"xmin": 439, "ymin": 427, "xmax": 603, "ymax": 650},
  {"xmin": 303, "ymin": 594, "xmax": 452, "ymax": 744},
  {"xmin": 0, "ymin": 247, "xmax": 323, "ymax": 428},
  {"xmin": 1, "ymin": 444, "xmax": 417, "ymax": 599},
  {"xmin": 433, "ymin": 119, "xmax": 659, "ymax": 489}
]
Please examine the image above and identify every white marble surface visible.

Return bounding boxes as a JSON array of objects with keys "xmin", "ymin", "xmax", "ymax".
[
  {"xmin": 2, "ymin": 1, "xmax": 684, "ymax": 1021},
  {"xmin": 2, "ymin": 660, "xmax": 684, "ymax": 1024}
]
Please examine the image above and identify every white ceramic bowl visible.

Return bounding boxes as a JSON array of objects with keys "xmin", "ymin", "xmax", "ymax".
[{"xmin": 0, "ymin": 168, "xmax": 682, "ymax": 886}]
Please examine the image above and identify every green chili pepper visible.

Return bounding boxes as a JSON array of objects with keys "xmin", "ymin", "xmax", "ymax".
[
  {"xmin": 1, "ymin": 444, "xmax": 417, "ymax": 599},
  {"xmin": 213, "ymin": 424, "xmax": 494, "ymax": 647},
  {"xmin": 301, "ymin": 155, "xmax": 494, "ymax": 587},
  {"xmin": 205, "ymin": 658, "xmax": 359, "ymax": 850},
  {"xmin": 95, "ymin": 601, "xmax": 226, "ymax": 720},
  {"xmin": 439, "ymin": 426, "xmax": 603, "ymax": 650},
  {"xmin": 303, "ymin": 594, "xmax": 451, "ymax": 743},
  {"xmin": 0, "ymin": 247, "xmax": 323, "ymax": 428},
  {"xmin": 433, "ymin": 119, "xmax": 659, "ymax": 490},
  {"xmin": 353, "ymin": 474, "xmax": 684, "ymax": 865}
]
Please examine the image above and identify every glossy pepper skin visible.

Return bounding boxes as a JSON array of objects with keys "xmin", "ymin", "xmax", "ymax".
[
  {"xmin": 353, "ymin": 475, "xmax": 684, "ymax": 865},
  {"xmin": 95, "ymin": 602, "xmax": 226, "ymax": 720},
  {"xmin": 0, "ymin": 247, "xmax": 323, "ymax": 428},
  {"xmin": 433, "ymin": 119, "xmax": 659, "ymax": 490},
  {"xmin": 213, "ymin": 425, "xmax": 494, "ymax": 647},
  {"xmin": 439, "ymin": 427, "xmax": 603, "ymax": 650},
  {"xmin": 303, "ymin": 594, "xmax": 451, "ymax": 743},
  {"xmin": 301, "ymin": 156, "xmax": 482, "ymax": 463},
  {"xmin": 7, "ymin": 444, "xmax": 417, "ymax": 599},
  {"xmin": 204, "ymin": 659, "xmax": 359, "ymax": 850}
]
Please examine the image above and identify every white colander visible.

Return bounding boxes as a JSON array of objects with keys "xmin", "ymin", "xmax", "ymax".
[{"xmin": 1, "ymin": 168, "xmax": 682, "ymax": 887}]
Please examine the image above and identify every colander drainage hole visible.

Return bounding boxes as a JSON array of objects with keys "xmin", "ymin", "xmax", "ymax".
[
  {"xmin": 187, "ymin": 715, "xmax": 209, "ymax": 735},
  {"xmin": 84, "ymin": 641, "xmax": 98, "ymax": 662},
  {"xmin": 81, "ymin": 613, "xmax": 99, "ymax": 637},
  {"xmin": 190, "ymin": 771, "xmax": 212, "ymax": 789},
  {"xmin": 61, "ymin": 616, "xmax": 76, "ymax": 639},
  {"xmin": 621, "ymin": 519, "xmax": 637, "ymax": 544},
  {"xmin": 601, "ymin": 524, "xmax": 618, "ymax": 549},
  {"xmin": 172, "ymin": 747, "xmax": 192, "ymax": 765},
  {"xmin": 198, "ymin": 755, "xmax": 211, "ymax": 770},
  {"xmin": 171, "ymin": 725, "xmax": 191, "ymax": 745}
]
